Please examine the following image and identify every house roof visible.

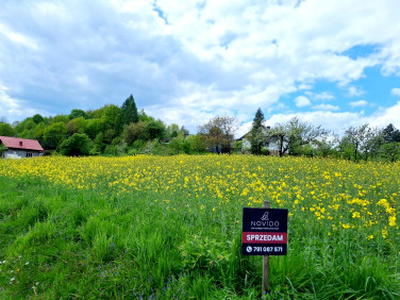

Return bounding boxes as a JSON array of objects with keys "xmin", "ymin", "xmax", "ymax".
[
  {"xmin": 0, "ymin": 136, "xmax": 44, "ymax": 152},
  {"xmin": 236, "ymin": 125, "xmax": 271, "ymax": 141}
]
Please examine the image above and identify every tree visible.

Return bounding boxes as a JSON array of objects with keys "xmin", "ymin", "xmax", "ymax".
[
  {"xmin": 166, "ymin": 123, "xmax": 180, "ymax": 138},
  {"xmin": 34, "ymin": 122, "xmax": 46, "ymax": 144},
  {"xmin": 84, "ymin": 119, "xmax": 104, "ymax": 139},
  {"xmin": 138, "ymin": 109, "xmax": 154, "ymax": 122},
  {"xmin": 69, "ymin": 109, "xmax": 89, "ymax": 120},
  {"xmin": 198, "ymin": 115, "xmax": 238, "ymax": 153},
  {"xmin": 0, "ymin": 144, "xmax": 5, "ymax": 157},
  {"xmin": 146, "ymin": 120, "xmax": 165, "ymax": 140},
  {"xmin": 119, "ymin": 95, "xmax": 138, "ymax": 132},
  {"xmin": 66, "ymin": 117, "xmax": 86, "ymax": 136},
  {"xmin": 32, "ymin": 114, "xmax": 45, "ymax": 124},
  {"xmin": 383, "ymin": 124, "xmax": 400, "ymax": 143},
  {"xmin": 313, "ymin": 135, "xmax": 337, "ymax": 157},
  {"xmin": 186, "ymin": 134, "xmax": 206, "ymax": 154},
  {"xmin": 59, "ymin": 133, "xmax": 93, "ymax": 156},
  {"xmin": 168, "ymin": 136, "xmax": 190, "ymax": 154},
  {"xmin": 0, "ymin": 123, "xmax": 15, "ymax": 137},
  {"xmin": 340, "ymin": 124, "xmax": 383, "ymax": 161},
  {"xmin": 122, "ymin": 121, "xmax": 148, "ymax": 145},
  {"xmin": 101, "ymin": 105, "xmax": 121, "ymax": 139},
  {"xmin": 250, "ymin": 108, "xmax": 265, "ymax": 155},
  {"xmin": 266, "ymin": 117, "xmax": 327, "ymax": 157},
  {"xmin": 50, "ymin": 115, "xmax": 69, "ymax": 124},
  {"xmin": 43, "ymin": 122, "xmax": 67, "ymax": 150},
  {"xmin": 15, "ymin": 118, "xmax": 36, "ymax": 134},
  {"xmin": 380, "ymin": 142, "xmax": 400, "ymax": 162}
]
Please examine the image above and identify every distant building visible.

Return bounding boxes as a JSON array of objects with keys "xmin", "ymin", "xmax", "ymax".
[
  {"xmin": 236, "ymin": 126, "xmax": 287, "ymax": 155},
  {"xmin": 0, "ymin": 136, "xmax": 44, "ymax": 159}
]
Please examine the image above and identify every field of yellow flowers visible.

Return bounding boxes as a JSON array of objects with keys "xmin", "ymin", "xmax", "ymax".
[{"xmin": 0, "ymin": 155, "xmax": 399, "ymax": 299}]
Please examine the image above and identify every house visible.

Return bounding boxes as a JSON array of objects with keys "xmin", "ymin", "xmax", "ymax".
[
  {"xmin": 0, "ymin": 136, "xmax": 44, "ymax": 159},
  {"xmin": 236, "ymin": 126, "xmax": 286, "ymax": 155}
]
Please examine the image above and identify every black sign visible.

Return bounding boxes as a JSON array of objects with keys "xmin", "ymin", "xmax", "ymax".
[{"xmin": 242, "ymin": 208, "xmax": 288, "ymax": 256}]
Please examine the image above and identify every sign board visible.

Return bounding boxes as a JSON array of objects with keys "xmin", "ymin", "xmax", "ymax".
[{"xmin": 242, "ymin": 208, "xmax": 288, "ymax": 256}]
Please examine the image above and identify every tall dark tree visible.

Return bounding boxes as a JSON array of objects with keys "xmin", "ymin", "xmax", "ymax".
[
  {"xmin": 120, "ymin": 95, "xmax": 138, "ymax": 132},
  {"xmin": 383, "ymin": 124, "xmax": 400, "ymax": 143},
  {"xmin": 250, "ymin": 108, "xmax": 265, "ymax": 155}
]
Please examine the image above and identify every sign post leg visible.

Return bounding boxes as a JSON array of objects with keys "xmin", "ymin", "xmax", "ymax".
[{"xmin": 262, "ymin": 201, "xmax": 270, "ymax": 296}]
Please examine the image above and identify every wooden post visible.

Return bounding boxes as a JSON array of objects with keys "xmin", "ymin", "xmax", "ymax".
[{"xmin": 262, "ymin": 201, "xmax": 271, "ymax": 296}]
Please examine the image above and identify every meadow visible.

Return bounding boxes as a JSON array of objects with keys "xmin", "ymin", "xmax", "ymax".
[{"xmin": 0, "ymin": 155, "xmax": 399, "ymax": 299}]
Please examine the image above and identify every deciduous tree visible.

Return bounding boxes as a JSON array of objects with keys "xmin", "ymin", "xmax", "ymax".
[
  {"xmin": 59, "ymin": 133, "xmax": 93, "ymax": 156},
  {"xmin": 0, "ymin": 123, "xmax": 15, "ymax": 137},
  {"xmin": 341, "ymin": 124, "xmax": 383, "ymax": 161},
  {"xmin": 69, "ymin": 109, "xmax": 89, "ymax": 120},
  {"xmin": 122, "ymin": 121, "xmax": 148, "ymax": 145},
  {"xmin": 198, "ymin": 115, "xmax": 238, "ymax": 153},
  {"xmin": 266, "ymin": 117, "xmax": 327, "ymax": 157},
  {"xmin": 43, "ymin": 122, "xmax": 67, "ymax": 150},
  {"xmin": 381, "ymin": 142, "xmax": 400, "ymax": 162}
]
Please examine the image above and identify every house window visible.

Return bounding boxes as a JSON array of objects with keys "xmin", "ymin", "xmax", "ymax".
[{"xmin": 26, "ymin": 152, "xmax": 33, "ymax": 157}]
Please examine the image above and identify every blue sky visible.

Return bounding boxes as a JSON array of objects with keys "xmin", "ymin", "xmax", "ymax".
[{"xmin": 1, "ymin": 0, "xmax": 400, "ymax": 137}]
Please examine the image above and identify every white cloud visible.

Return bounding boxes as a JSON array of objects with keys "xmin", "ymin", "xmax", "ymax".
[
  {"xmin": 368, "ymin": 102, "xmax": 400, "ymax": 128},
  {"xmin": 391, "ymin": 88, "xmax": 400, "ymax": 97},
  {"xmin": 298, "ymin": 83, "xmax": 313, "ymax": 90},
  {"xmin": 305, "ymin": 91, "xmax": 335, "ymax": 101},
  {"xmin": 0, "ymin": 0, "xmax": 400, "ymax": 136},
  {"xmin": 347, "ymin": 86, "xmax": 365, "ymax": 97},
  {"xmin": 0, "ymin": 23, "xmax": 38, "ymax": 50},
  {"xmin": 0, "ymin": 87, "xmax": 48, "ymax": 120},
  {"xmin": 349, "ymin": 100, "xmax": 368, "ymax": 107},
  {"xmin": 294, "ymin": 96, "xmax": 311, "ymax": 107},
  {"xmin": 312, "ymin": 104, "xmax": 340, "ymax": 111}
]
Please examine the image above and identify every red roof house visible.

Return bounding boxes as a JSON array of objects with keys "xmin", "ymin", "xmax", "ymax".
[{"xmin": 0, "ymin": 136, "xmax": 44, "ymax": 159}]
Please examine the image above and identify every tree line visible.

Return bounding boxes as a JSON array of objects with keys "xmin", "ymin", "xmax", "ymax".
[
  {"xmin": 0, "ymin": 95, "xmax": 207, "ymax": 156},
  {"xmin": 0, "ymin": 98, "xmax": 399, "ymax": 161},
  {"xmin": 245, "ymin": 108, "xmax": 400, "ymax": 162}
]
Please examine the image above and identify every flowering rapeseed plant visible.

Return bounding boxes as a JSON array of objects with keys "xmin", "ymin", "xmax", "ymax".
[{"xmin": 0, "ymin": 155, "xmax": 398, "ymax": 243}]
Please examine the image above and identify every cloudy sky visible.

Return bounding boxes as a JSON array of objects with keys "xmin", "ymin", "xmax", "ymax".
[{"xmin": 1, "ymin": 0, "xmax": 400, "ymax": 137}]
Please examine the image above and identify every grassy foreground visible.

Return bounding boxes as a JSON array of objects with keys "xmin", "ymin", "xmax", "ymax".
[{"xmin": 0, "ymin": 155, "xmax": 399, "ymax": 299}]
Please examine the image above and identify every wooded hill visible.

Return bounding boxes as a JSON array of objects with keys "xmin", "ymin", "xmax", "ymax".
[{"xmin": 0, "ymin": 95, "xmax": 205, "ymax": 156}]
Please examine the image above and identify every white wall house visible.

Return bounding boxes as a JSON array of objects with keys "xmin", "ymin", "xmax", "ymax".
[
  {"xmin": 0, "ymin": 136, "xmax": 44, "ymax": 159},
  {"xmin": 236, "ymin": 127, "xmax": 287, "ymax": 155}
]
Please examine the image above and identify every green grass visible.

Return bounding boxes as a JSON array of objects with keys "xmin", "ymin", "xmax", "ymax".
[{"xmin": 0, "ymin": 156, "xmax": 399, "ymax": 299}]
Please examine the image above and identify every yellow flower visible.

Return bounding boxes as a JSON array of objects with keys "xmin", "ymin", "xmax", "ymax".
[{"xmin": 388, "ymin": 215, "xmax": 396, "ymax": 227}]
